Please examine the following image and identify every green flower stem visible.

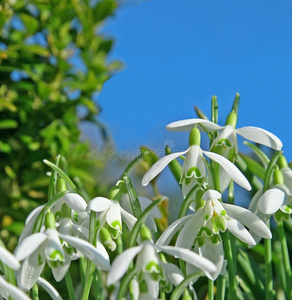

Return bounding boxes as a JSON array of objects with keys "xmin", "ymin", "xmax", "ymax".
[
  {"xmin": 222, "ymin": 231, "xmax": 237, "ymax": 300},
  {"xmin": 122, "ymin": 153, "xmax": 143, "ymax": 178},
  {"xmin": 82, "ymin": 211, "xmax": 98, "ymax": 300},
  {"xmin": 65, "ymin": 272, "xmax": 76, "ymax": 300},
  {"xmin": 216, "ymin": 276, "xmax": 226, "ymax": 300},
  {"xmin": 208, "ymin": 279, "xmax": 214, "ymax": 300},
  {"xmin": 278, "ymin": 221, "xmax": 292, "ymax": 300},
  {"xmin": 265, "ymin": 220, "xmax": 273, "ymax": 300},
  {"xmin": 117, "ymin": 267, "xmax": 137, "ymax": 299},
  {"xmin": 32, "ymin": 283, "xmax": 39, "ymax": 300}
]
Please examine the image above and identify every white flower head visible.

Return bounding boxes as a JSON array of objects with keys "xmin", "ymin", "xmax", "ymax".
[
  {"xmin": 107, "ymin": 226, "xmax": 216, "ymax": 297},
  {"xmin": 156, "ymin": 189, "xmax": 271, "ymax": 280},
  {"xmin": 142, "ymin": 127, "xmax": 251, "ymax": 194},
  {"xmin": 87, "ymin": 196, "xmax": 137, "ymax": 239}
]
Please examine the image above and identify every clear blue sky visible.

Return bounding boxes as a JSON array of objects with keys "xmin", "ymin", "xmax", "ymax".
[{"xmin": 96, "ymin": 0, "xmax": 292, "ymax": 162}]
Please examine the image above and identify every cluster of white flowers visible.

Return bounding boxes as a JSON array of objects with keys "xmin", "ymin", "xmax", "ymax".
[{"xmin": 1, "ymin": 101, "xmax": 291, "ymax": 300}]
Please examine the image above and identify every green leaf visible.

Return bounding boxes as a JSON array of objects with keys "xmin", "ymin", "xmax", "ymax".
[
  {"xmin": 123, "ymin": 175, "xmax": 142, "ymax": 218},
  {"xmin": 243, "ymin": 141, "xmax": 270, "ymax": 168},
  {"xmin": 19, "ymin": 14, "xmax": 39, "ymax": 35},
  {"xmin": 0, "ymin": 119, "xmax": 18, "ymax": 129},
  {"xmin": 239, "ymin": 153, "xmax": 266, "ymax": 180}
]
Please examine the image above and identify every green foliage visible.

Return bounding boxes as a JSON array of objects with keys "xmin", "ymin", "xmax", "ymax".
[{"xmin": 0, "ymin": 0, "xmax": 122, "ymax": 247}]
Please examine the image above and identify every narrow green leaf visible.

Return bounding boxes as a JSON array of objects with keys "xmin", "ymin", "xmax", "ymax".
[
  {"xmin": 123, "ymin": 175, "xmax": 142, "ymax": 218},
  {"xmin": 232, "ymin": 93, "xmax": 240, "ymax": 115},
  {"xmin": 243, "ymin": 141, "xmax": 270, "ymax": 168},
  {"xmin": 239, "ymin": 153, "xmax": 266, "ymax": 180}
]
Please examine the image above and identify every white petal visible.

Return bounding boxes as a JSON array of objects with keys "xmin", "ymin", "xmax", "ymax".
[
  {"xmin": 106, "ymin": 202, "xmax": 122, "ymax": 231},
  {"xmin": 282, "ymin": 167, "xmax": 292, "ymax": 192},
  {"xmin": 248, "ymin": 188, "xmax": 263, "ymax": 213},
  {"xmin": 0, "ymin": 247, "xmax": 20, "ymax": 270},
  {"xmin": 18, "ymin": 205, "xmax": 44, "ymax": 245},
  {"xmin": 107, "ymin": 245, "xmax": 143, "ymax": 286},
  {"xmin": 166, "ymin": 119, "xmax": 223, "ymax": 132},
  {"xmin": 62, "ymin": 193, "xmax": 87, "ymax": 212},
  {"xmin": 37, "ymin": 277, "xmax": 63, "ymax": 300},
  {"xmin": 203, "ymin": 150, "xmax": 251, "ymax": 190},
  {"xmin": 162, "ymin": 262, "xmax": 184, "ymax": 286},
  {"xmin": 176, "ymin": 210, "xmax": 205, "ymax": 249},
  {"xmin": 87, "ymin": 197, "xmax": 112, "ymax": 212},
  {"xmin": 45, "ymin": 229, "xmax": 65, "ymax": 262},
  {"xmin": 226, "ymin": 218, "xmax": 256, "ymax": 245},
  {"xmin": 0, "ymin": 276, "xmax": 31, "ymax": 300},
  {"xmin": 59, "ymin": 234, "xmax": 110, "ymax": 271},
  {"xmin": 141, "ymin": 149, "xmax": 189, "ymax": 186},
  {"xmin": 199, "ymin": 240, "xmax": 224, "ymax": 280},
  {"xmin": 51, "ymin": 253, "xmax": 71, "ymax": 282},
  {"xmin": 258, "ymin": 188, "xmax": 285, "ymax": 215},
  {"xmin": 156, "ymin": 215, "xmax": 191, "ymax": 246},
  {"xmin": 144, "ymin": 275, "xmax": 159, "ymax": 298},
  {"xmin": 14, "ymin": 233, "xmax": 47, "ymax": 261},
  {"xmin": 236, "ymin": 126, "xmax": 283, "ymax": 150},
  {"xmin": 17, "ymin": 247, "xmax": 46, "ymax": 290},
  {"xmin": 120, "ymin": 207, "xmax": 137, "ymax": 230},
  {"xmin": 223, "ymin": 203, "xmax": 271, "ymax": 239},
  {"xmin": 202, "ymin": 190, "xmax": 221, "ymax": 201},
  {"xmin": 157, "ymin": 245, "xmax": 216, "ymax": 274}
]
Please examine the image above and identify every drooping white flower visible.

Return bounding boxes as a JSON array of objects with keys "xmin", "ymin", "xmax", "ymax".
[
  {"xmin": 142, "ymin": 127, "xmax": 251, "ymax": 195},
  {"xmin": 15, "ymin": 212, "xmax": 110, "ymax": 290},
  {"xmin": 0, "ymin": 276, "xmax": 31, "ymax": 300},
  {"xmin": 156, "ymin": 190, "xmax": 271, "ymax": 279},
  {"xmin": 107, "ymin": 226, "xmax": 216, "ymax": 298},
  {"xmin": 87, "ymin": 196, "xmax": 137, "ymax": 239},
  {"xmin": 166, "ymin": 112, "xmax": 283, "ymax": 152}
]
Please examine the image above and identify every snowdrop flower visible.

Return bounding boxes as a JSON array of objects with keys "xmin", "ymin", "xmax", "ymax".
[
  {"xmin": 0, "ymin": 247, "xmax": 30, "ymax": 300},
  {"xmin": 15, "ymin": 212, "xmax": 110, "ymax": 290},
  {"xmin": 87, "ymin": 196, "xmax": 137, "ymax": 239},
  {"xmin": 142, "ymin": 127, "xmax": 251, "ymax": 196},
  {"xmin": 107, "ymin": 226, "xmax": 216, "ymax": 298},
  {"xmin": 0, "ymin": 276, "xmax": 31, "ymax": 300},
  {"xmin": 156, "ymin": 190, "xmax": 271, "ymax": 279},
  {"xmin": 166, "ymin": 111, "xmax": 283, "ymax": 155}
]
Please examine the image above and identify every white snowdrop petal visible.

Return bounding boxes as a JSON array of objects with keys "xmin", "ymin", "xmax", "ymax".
[
  {"xmin": 166, "ymin": 119, "xmax": 223, "ymax": 132},
  {"xmin": 223, "ymin": 203, "xmax": 272, "ymax": 239},
  {"xmin": 0, "ymin": 247, "xmax": 20, "ymax": 270},
  {"xmin": 158, "ymin": 245, "xmax": 216, "ymax": 274},
  {"xmin": 0, "ymin": 276, "xmax": 31, "ymax": 300},
  {"xmin": 258, "ymin": 188, "xmax": 285, "ymax": 215},
  {"xmin": 199, "ymin": 240, "xmax": 225, "ymax": 281},
  {"xmin": 176, "ymin": 211, "xmax": 205, "ymax": 249},
  {"xmin": 107, "ymin": 245, "xmax": 143, "ymax": 286},
  {"xmin": 59, "ymin": 234, "xmax": 110, "ymax": 271},
  {"xmin": 141, "ymin": 149, "xmax": 189, "ymax": 186},
  {"xmin": 17, "ymin": 249, "xmax": 46, "ymax": 291},
  {"xmin": 87, "ymin": 197, "xmax": 112, "ymax": 212},
  {"xmin": 37, "ymin": 277, "xmax": 63, "ymax": 300},
  {"xmin": 62, "ymin": 193, "xmax": 87, "ymax": 212},
  {"xmin": 226, "ymin": 218, "xmax": 256, "ymax": 246},
  {"xmin": 14, "ymin": 233, "xmax": 47, "ymax": 261},
  {"xmin": 236, "ymin": 126, "xmax": 283, "ymax": 150},
  {"xmin": 156, "ymin": 215, "xmax": 191, "ymax": 246},
  {"xmin": 203, "ymin": 150, "xmax": 251, "ymax": 191},
  {"xmin": 162, "ymin": 262, "xmax": 184, "ymax": 286}
]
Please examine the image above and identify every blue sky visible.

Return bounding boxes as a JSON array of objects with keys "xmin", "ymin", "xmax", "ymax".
[{"xmin": 95, "ymin": 0, "xmax": 292, "ymax": 162}]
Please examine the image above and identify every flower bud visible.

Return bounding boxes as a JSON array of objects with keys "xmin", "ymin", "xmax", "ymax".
[
  {"xmin": 99, "ymin": 227, "xmax": 116, "ymax": 251},
  {"xmin": 225, "ymin": 110, "xmax": 237, "ymax": 128},
  {"xmin": 189, "ymin": 127, "xmax": 201, "ymax": 146},
  {"xmin": 108, "ymin": 184, "xmax": 122, "ymax": 201},
  {"xmin": 61, "ymin": 203, "xmax": 71, "ymax": 219},
  {"xmin": 56, "ymin": 177, "xmax": 67, "ymax": 193},
  {"xmin": 273, "ymin": 169, "xmax": 284, "ymax": 186},
  {"xmin": 278, "ymin": 155, "xmax": 288, "ymax": 169},
  {"xmin": 45, "ymin": 212, "xmax": 56, "ymax": 229},
  {"xmin": 140, "ymin": 225, "xmax": 152, "ymax": 241}
]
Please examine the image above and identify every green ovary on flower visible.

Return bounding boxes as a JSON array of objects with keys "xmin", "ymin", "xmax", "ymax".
[
  {"xmin": 211, "ymin": 213, "xmax": 226, "ymax": 233},
  {"xmin": 145, "ymin": 261, "xmax": 161, "ymax": 280}
]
